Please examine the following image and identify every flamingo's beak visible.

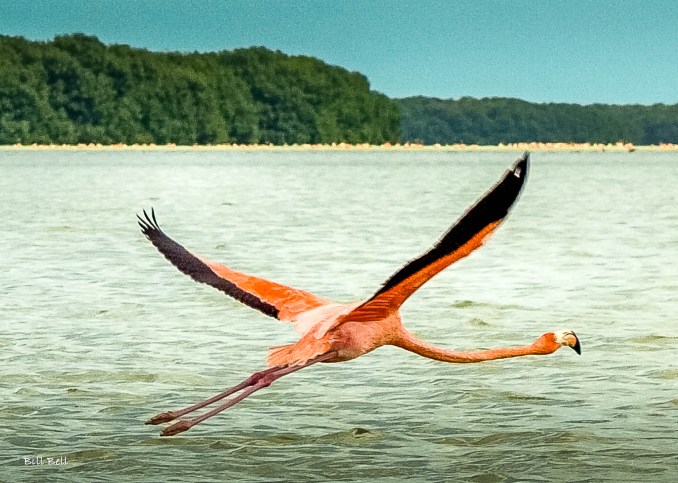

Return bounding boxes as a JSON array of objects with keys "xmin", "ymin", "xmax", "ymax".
[
  {"xmin": 567, "ymin": 331, "xmax": 582, "ymax": 355},
  {"xmin": 555, "ymin": 330, "xmax": 581, "ymax": 355}
]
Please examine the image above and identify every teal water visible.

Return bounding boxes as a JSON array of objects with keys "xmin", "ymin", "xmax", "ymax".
[{"xmin": 1, "ymin": 150, "xmax": 677, "ymax": 482}]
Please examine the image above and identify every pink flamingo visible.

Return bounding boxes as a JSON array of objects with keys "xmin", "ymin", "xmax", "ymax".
[{"xmin": 138, "ymin": 152, "xmax": 580, "ymax": 436}]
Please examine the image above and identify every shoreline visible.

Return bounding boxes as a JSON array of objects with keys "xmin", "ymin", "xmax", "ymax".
[{"xmin": 1, "ymin": 141, "xmax": 676, "ymax": 152}]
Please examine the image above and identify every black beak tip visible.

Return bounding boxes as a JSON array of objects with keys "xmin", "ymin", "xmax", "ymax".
[{"xmin": 572, "ymin": 337, "xmax": 582, "ymax": 355}]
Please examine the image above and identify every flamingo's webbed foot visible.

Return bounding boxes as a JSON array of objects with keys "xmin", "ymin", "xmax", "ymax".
[
  {"xmin": 161, "ymin": 419, "xmax": 194, "ymax": 436},
  {"xmin": 146, "ymin": 411, "xmax": 179, "ymax": 425}
]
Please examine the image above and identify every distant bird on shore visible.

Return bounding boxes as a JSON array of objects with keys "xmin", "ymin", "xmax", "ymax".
[{"xmin": 138, "ymin": 151, "xmax": 580, "ymax": 436}]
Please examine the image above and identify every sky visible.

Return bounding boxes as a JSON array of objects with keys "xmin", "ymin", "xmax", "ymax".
[{"xmin": 1, "ymin": 0, "xmax": 676, "ymax": 105}]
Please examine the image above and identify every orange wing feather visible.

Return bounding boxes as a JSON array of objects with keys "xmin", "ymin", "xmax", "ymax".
[
  {"xmin": 199, "ymin": 257, "xmax": 331, "ymax": 321},
  {"xmin": 138, "ymin": 209, "xmax": 330, "ymax": 321},
  {"xmin": 342, "ymin": 152, "xmax": 529, "ymax": 323}
]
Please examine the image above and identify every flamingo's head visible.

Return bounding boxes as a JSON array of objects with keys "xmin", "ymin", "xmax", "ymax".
[
  {"xmin": 532, "ymin": 330, "xmax": 582, "ymax": 355},
  {"xmin": 553, "ymin": 330, "xmax": 581, "ymax": 355}
]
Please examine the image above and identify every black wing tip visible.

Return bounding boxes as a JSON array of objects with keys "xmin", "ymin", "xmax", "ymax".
[
  {"xmin": 137, "ymin": 207, "xmax": 161, "ymax": 236},
  {"xmin": 510, "ymin": 151, "xmax": 529, "ymax": 180}
]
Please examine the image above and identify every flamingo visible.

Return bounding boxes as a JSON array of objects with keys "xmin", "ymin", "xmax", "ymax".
[{"xmin": 138, "ymin": 151, "xmax": 580, "ymax": 437}]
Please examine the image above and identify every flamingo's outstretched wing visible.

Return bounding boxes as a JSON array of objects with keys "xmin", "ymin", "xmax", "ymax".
[
  {"xmin": 343, "ymin": 152, "xmax": 529, "ymax": 323},
  {"xmin": 137, "ymin": 209, "xmax": 331, "ymax": 321}
]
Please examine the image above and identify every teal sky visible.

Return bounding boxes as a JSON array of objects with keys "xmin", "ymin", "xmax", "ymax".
[{"xmin": 1, "ymin": 0, "xmax": 676, "ymax": 105}]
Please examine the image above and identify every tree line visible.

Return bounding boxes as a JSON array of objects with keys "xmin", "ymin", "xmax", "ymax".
[
  {"xmin": 0, "ymin": 34, "xmax": 399, "ymax": 145},
  {"xmin": 397, "ymin": 96, "xmax": 678, "ymax": 145},
  {"xmin": 1, "ymin": 34, "xmax": 676, "ymax": 146}
]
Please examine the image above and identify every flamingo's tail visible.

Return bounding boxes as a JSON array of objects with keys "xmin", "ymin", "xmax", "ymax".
[{"xmin": 267, "ymin": 336, "xmax": 335, "ymax": 367}]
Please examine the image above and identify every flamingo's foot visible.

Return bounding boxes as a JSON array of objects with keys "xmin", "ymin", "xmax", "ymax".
[
  {"xmin": 161, "ymin": 419, "xmax": 193, "ymax": 437},
  {"xmin": 146, "ymin": 411, "xmax": 178, "ymax": 425}
]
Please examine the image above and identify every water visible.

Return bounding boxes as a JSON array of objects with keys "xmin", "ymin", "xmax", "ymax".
[{"xmin": 1, "ymin": 149, "xmax": 677, "ymax": 482}]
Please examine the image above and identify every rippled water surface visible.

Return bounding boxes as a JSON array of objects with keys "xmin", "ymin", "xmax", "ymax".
[{"xmin": 2, "ymin": 150, "xmax": 677, "ymax": 482}]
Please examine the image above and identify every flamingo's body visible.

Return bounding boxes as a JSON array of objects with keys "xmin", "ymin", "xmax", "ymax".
[{"xmin": 138, "ymin": 152, "xmax": 581, "ymax": 436}]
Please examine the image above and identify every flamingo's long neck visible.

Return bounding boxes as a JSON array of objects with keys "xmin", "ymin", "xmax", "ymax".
[{"xmin": 394, "ymin": 331, "xmax": 555, "ymax": 363}]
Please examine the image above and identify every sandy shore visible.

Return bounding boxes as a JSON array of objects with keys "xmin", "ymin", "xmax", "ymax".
[{"xmin": 1, "ymin": 141, "xmax": 676, "ymax": 152}]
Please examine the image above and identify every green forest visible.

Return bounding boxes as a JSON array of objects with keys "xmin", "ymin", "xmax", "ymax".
[
  {"xmin": 1, "ymin": 34, "xmax": 677, "ymax": 145},
  {"xmin": 0, "ymin": 34, "xmax": 399, "ymax": 145},
  {"xmin": 397, "ymin": 96, "xmax": 678, "ymax": 145}
]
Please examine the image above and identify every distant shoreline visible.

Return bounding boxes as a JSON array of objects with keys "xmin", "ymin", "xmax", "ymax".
[{"xmin": 1, "ymin": 142, "xmax": 676, "ymax": 152}]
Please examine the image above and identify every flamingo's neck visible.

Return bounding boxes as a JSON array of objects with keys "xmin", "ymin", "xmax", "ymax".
[{"xmin": 394, "ymin": 331, "xmax": 557, "ymax": 363}]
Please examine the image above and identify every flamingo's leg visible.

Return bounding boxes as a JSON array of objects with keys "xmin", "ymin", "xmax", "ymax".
[
  {"xmin": 146, "ymin": 365, "xmax": 282, "ymax": 425},
  {"xmin": 158, "ymin": 352, "xmax": 337, "ymax": 436}
]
